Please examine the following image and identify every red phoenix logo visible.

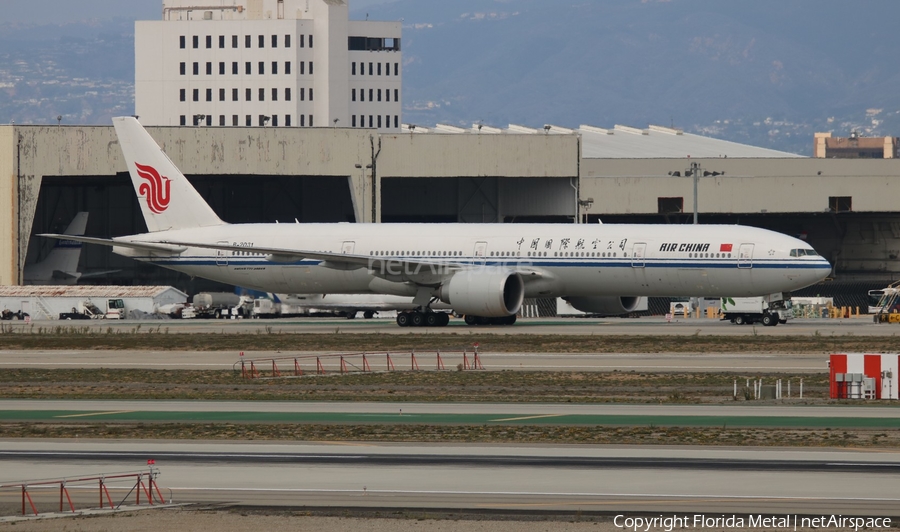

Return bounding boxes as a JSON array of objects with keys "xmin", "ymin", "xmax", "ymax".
[{"xmin": 135, "ymin": 163, "xmax": 171, "ymax": 214}]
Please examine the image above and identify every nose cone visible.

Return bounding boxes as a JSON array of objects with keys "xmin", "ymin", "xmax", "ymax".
[{"xmin": 799, "ymin": 258, "xmax": 832, "ymax": 289}]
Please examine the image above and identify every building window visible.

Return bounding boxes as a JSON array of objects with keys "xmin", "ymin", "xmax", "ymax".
[
  {"xmin": 245, "ymin": 88, "xmax": 251, "ymax": 101},
  {"xmin": 300, "ymin": 34, "xmax": 305, "ymax": 48},
  {"xmin": 219, "ymin": 62, "xmax": 225, "ymax": 75},
  {"xmin": 309, "ymin": 88, "xmax": 313, "ymax": 101},
  {"xmin": 219, "ymin": 88, "xmax": 225, "ymax": 101},
  {"xmin": 309, "ymin": 35, "xmax": 313, "ymax": 48},
  {"xmin": 359, "ymin": 61, "xmax": 365, "ymax": 75},
  {"xmin": 285, "ymin": 62, "xmax": 291, "ymax": 75},
  {"xmin": 192, "ymin": 88, "xmax": 199, "ymax": 102},
  {"xmin": 377, "ymin": 115, "xmax": 382, "ymax": 128},
  {"xmin": 309, "ymin": 61, "xmax": 313, "ymax": 75},
  {"xmin": 219, "ymin": 35, "xmax": 225, "ymax": 48},
  {"xmin": 259, "ymin": 115, "xmax": 266, "ymax": 126},
  {"xmin": 206, "ymin": 35, "xmax": 212, "ymax": 48},
  {"xmin": 232, "ymin": 35, "xmax": 238, "ymax": 48},
  {"xmin": 394, "ymin": 89, "xmax": 399, "ymax": 101},
  {"xmin": 180, "ymin": 62, "xmax": 186, "ymax": 75},
  {"xmin": 192, "ymin": 35, "xmax": 198, "ymax": 49},
  {"xmin": 309, "ymin": 115, "xmax": 313, "ymax": 127},
  {"xmin": 272, "ymin": 88, "xmax": 278, "ymax": 101},
  {"xmin": 258, "ymin": 35, "xmax": 264, "ymax": 48},
  {"xmin": 829, "ymin": 196, "xmax": 852, "ymax": 213},
  {"xmin": 285, "ymin": 88, "xmax": 291, "ymax": 101},
  {"xmin": 368, "ymin": 62, "xmax": 373, "ymax": 75},
  {"xmin": 377, "ymin": 89, "xmax": 382, "ymax": 102},
  {"xmin": 394, "ymin": 63, "xmax": 399, "ymax": 76},
  {"xmin": 232, "ymin": 62, "xmax": 238, "ymax": 75},
  {"xmin": 206, "ymin": 88, "xmax": 212, "ymax": 102},
  {"xmin": 246, "ymin": 115, "xmax": 252, "ymax": 126},
  {"xmin": 300, "ymin": 62, "xmax": 305, "ymax": 75},
  {"xmin": 179, "ymin": 88, "xmax": 186, "ymax": 102},
  {"xmin": 385, "ymin": 62, "xmax": 390, "ymax": 76},
  {"xmin": 369, "ymin": 89, "xmax": 373, "ymax": 101},
  {"xmin": 272, "ymin": 61, "xmax": 278, "ymax": 75},
  {"xmin": 259, "ymin": 88, "xmax": 265, "ymax": 101},
  {"xmin": 368, "ymin": 115, "xmax": 373, "ymax": 128},
  {"xmin": 394, "ymin": 115, "xmax": 398, "ymax": 129},
  {"xmin": 360, "ymin": 114, "xmax": 364, "ymax": 127},
  {"xmin": 271, "ymin": 35, "xmax": 277, "ymax": 48},
  {"xmin": 245, "ymin": 35, "xmax": 251, "ymax": 48},
  {"xmin": 352, "ymin": 62, "xmax": 356, "ymax": 76},
  {"xmin": 272, "ymin": 115, "xmax": 278, "ymax": 127},
  {"xmin": 180, "ymin": 115, "xmax": 186, "ymax": 126},
  {"xmin": 385, "ymin": 115, "xmax": 390, "ymax": 128},
  {"xmin": 193, "ymin": 62, "xmax": 199, "ymax": 75},
  {"xmin": 360, "ymin": 88, "xmax": 365, "ymax": 102},
  {"xmin": 286, "ymin": 114, "xmax": 291, "ymax": 126},
  {"xmin": 206, "ymin": 62, "xmax": 212, "ymax": 75},
  {"xmin": 258, "ymin": 62, "xmax": 264, "ymax": 75},
  {"xmin": 300, "ymin": 115, "xmax": 305, "ymax": 127},
  {"xmin": 219, "ymin": 115, "xmax": 225, "ymax": 126},
  {"xmin": 352, "ymin": 115, "xmax": 356, "ymax": 127},
  {"xmin": 351, "ymin": 88, "xmax": 356, "ymax": 102},
  {"xmin": 658, "ymin": 197, "xmax": 684, "ymax": 214},
  {"xmin": 232, "ymin": 115, "xmax": 238, "ymax": 126},
  {"xmin": 300, "ymin": 88, "xmax": 305, "ymax": 101},
  {"xmin": 377, "ymin": 63, "xmax": 381, "ymax": 76},
  {"xmin": 386, "ymin": 90, "xmax": 390, "ymax": 102},
  {"xmin": 179, "ymin": 35, "xmax": 185, "ymax": 49},
  {"xmin": 285, "ymin": 35, "xmax": 291, "ymax": 48},
  {"xmin": 245, "ymin": 62, "xmax": 251, "ymax": 75},
  {"xmin": 232, "ymin": 88, "xmax": 238, "ymax": 101}
]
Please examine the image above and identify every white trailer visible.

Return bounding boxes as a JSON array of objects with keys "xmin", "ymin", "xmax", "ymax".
[{"xmin": 721, "ymin": 294, "xmax": 792, "ymax": 326}]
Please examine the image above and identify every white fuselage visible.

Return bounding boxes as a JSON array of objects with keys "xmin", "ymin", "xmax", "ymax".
[{"xmin": 114, "ymin": 223, "xmax": 831, "ymax": 299}]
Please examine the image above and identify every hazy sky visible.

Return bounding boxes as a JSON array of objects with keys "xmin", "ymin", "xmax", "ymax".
[{"xmin": 0, "ymin": 0, "xmax": 396, "ymax": 24}]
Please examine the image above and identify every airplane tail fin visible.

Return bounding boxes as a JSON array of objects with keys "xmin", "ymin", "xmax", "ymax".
[
  {"xmin": 113, "ymin": 116, "xmax": 224, "ymax": 232},
  {"xmin": 51, "ymin": 211, "xmax": 89, "ymax": 275}
]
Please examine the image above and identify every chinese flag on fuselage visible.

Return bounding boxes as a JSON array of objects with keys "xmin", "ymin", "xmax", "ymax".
[{"xmin": 720, "ymin": 243, "xmax": 733, "ymax": 252}]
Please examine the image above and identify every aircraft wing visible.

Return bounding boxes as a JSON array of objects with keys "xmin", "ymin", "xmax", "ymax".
[
  {"xmin": 38, "ymin": 234, "xmax": 188, "ymax": 254},
  {"xmin": 157, "ymin": 239, "xmax": 460, "ymax": 285}
]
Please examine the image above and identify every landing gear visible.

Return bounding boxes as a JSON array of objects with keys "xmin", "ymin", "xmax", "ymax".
[
  {"xmin": 462, "ymin": 315, "xmax": 517, "ymax": 326},
  {"xmin": 363, "ymin": 310, "xmax": 375, "ymax": 319},
  {"xmin": 396, "ymin": 310, "xmax": 451, "ymax": 327}
]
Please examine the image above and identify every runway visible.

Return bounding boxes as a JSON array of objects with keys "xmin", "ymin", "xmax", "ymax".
[
  {"xmin": 1, "ymin": 441, "xmax": 898, "ymax": 517},
  {"xmin": 6, "ymin": 315, "xmax": 888, "ymax": 336}
]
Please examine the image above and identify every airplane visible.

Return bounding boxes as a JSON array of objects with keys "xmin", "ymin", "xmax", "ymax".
[
  {"xmin": 40, "ymin": 117, "xmax": 832, "ymax": 327},
  {"xmin": 24, "ymin": 212, "xmax": 118, "ymax": 285}
]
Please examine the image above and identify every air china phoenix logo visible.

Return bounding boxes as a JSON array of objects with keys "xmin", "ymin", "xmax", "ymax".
[{"xmin": 135, "ymin": 163, "xmax": 171, "ymax": 214}]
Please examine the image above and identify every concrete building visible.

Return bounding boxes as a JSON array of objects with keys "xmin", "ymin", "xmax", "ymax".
[
  {"xmin": 814, "ymin": 132, "xmax": 900, "ymax": 159},
  {"xmin": 136, "ymin": 0, "xmax": 401, "ymax": 130},
  {"xmin": 3, "ymin": 122, "xmax": 900, "ymax": 301}
]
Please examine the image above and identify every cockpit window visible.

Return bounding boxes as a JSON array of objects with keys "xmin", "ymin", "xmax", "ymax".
[{"xmin": 790, "ymin": 248, "xmax": 819, "ymax": 257}]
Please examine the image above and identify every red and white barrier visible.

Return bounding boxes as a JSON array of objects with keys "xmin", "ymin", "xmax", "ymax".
[{"xmin": 830, "ymin": 353, "xmax": 899, "ymax": 399}]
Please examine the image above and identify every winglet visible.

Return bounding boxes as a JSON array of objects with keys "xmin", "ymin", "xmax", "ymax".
[{"xmin": 113, "ymin": 116, "xmax": 224, "ymax": 232}]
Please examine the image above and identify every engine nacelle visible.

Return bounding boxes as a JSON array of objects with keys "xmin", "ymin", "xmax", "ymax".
[
  {"xmin": 440, "ymin": 270, "xmax": 524, "ymax": 317},
  {"xmin": 564, "ymin": 296, "xmax": 641, "ymax": 316}
]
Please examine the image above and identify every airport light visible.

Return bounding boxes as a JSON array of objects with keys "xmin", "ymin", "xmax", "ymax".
[{"xmin": 668, "ymin": 162, "xmax": 724, "ymax": 225}]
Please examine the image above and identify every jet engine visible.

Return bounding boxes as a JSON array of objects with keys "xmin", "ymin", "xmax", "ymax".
[
  {"xmin": 439, "ymin": 270, "xmax": 524, "ymax": 317},
  {"xmin": 563, "ymin": 296, "xmax": 641, "ymax": 316}
]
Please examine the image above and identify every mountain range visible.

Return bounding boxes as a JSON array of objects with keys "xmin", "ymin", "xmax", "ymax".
[{"xmin": 2, "ymin": 0, "xmax": 899, "ymax": 155}]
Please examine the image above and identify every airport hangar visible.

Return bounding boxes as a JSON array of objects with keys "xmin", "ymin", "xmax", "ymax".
[{"xmin": 1, "ymin": 122, "xmax": 898, "ymax": 300}]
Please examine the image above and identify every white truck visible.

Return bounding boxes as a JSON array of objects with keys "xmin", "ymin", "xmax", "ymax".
[{"xmin": 720, "ymin": 294, "xmax": 793, "ymax": 326}]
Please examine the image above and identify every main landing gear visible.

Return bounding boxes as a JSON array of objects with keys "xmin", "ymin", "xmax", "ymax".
[{"xmin": 396, "ymin": 311, "xmax": 451, "ymax": 327}]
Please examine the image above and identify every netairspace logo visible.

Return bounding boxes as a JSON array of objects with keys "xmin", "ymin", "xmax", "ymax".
[{"xmin": 614, "ymin": 514, "xmax": 893, "ymax": 532}]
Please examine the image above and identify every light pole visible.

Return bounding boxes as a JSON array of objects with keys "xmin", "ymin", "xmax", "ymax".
[{"xmin": 668, "ymin": 162, "xmax": 723, "ymax": 225}]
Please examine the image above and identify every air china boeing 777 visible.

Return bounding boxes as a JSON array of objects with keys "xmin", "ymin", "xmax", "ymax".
[{"xmin": 41, "ymin": 117, "xmax": 831, "ymax": 326}]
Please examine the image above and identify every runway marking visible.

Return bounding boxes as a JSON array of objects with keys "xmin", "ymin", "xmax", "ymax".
[
  {"xmin": 490, "ymin": 414, "xmax": 567, "ymax": 422},
  {"xmin": 55, "ymin": 410, "xmax": 135, "ymax": 418}
]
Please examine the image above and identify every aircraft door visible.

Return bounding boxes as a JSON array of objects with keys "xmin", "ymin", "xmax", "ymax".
[
  {"xmin": 738, "ymin": 244, "xmax": 754, "ymax": 269},
  {"xmin": 216, "ymin": 240, "xmax": 228, "ymax": 266},
  {"xmin": 631, "ymin": 242, "xmax": 646, "ymax": 268},
  {"xmin": 473, "ymin": 241, "xmax": 488, "ymax": 266},
  {"xmin": 341, "ymin": 241, "xmax": 355, "ymax": 254}
]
